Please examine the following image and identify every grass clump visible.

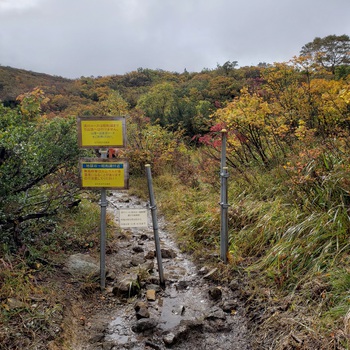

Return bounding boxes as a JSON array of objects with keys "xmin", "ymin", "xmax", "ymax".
[
  {"xmin": 0, "ymin": 195, "xmax": 117, "ymax": 349},
  {"xmin": 128, "ymin": 143, "xmax": 350, "ymax": 348}
]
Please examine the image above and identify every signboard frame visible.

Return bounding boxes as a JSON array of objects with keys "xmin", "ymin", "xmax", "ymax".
[
  {"xmin": 77, "ymin": 116, "xmax": 126, "ymax": 149},
  {"xmin": 79, "ymin": 158, "xmax": 129, "ymax": 190}
]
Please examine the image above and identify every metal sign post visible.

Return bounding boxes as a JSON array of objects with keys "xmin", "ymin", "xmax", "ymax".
[
  {"xmin": 145, "ymin": 164, "xmax": 165, "ymax": 286},
  {"xmin": 99, "ymin": 149, "xmax": 108, "ymax": 290},
  {"xmin": 77, "ymin": 116, "xmax": 127, "ymax": 290},
  {"xmin": 220, "ymin": 129, "xmax": 229, "ymax": 263}
]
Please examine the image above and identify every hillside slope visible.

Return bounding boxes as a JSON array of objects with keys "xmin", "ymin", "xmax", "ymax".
[{"xmin": 0, "ymin": 65, "xmax": 72, "ymax": 103}]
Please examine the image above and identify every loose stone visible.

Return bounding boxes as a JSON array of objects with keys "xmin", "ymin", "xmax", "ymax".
[
  {"xmin": 132, "ymin": 245, "xmax": 144, "ymax": 253},
  {"xmin": 131, "ymin": 318, "xmax": 158, "ymax": 333},
  {"xmin": 134, "ymin": 301, "xmax": 150, "ymax": 319},
  {"xmin": 163, "ymin": 332, "xmax": 176, "ymax": 345},
  {"xmin": 208, "ymin": 286, "xmax": 223, "ymax": 301},
  {"xmin": 130, "ymin": 255, "xmax": 146, "ymax": 266},
  {"xmin": 145, "ymin": 250, "xmax": 155, "ymax": 259},
  {"xmin": 89, "ymin": 333, "xmax": 104, "ymax": 343},
  {"xmin": 146, "ymin": 289, "xmax": 156, "ymax": 301},
  {"xmin": 176, "ymin": 280, "xmax": 190, "ymax": 290},
  {"xmin": 222, "ymin": 299, "xmax": 239, "ymax": 313},
  {"xmin": 112, "ymin": 273, "xmax": 140, "ymax": 297},
  {"xmin": 65, "ymin": 253, "xmax": 100, "ymax": 278},
  {"xmin": 161, "ymin": 248, "xmax": 177, "ymax": 259},
  {"xmin": 106, "ymin": 270, "xmax": 116, "ymax": 281}
]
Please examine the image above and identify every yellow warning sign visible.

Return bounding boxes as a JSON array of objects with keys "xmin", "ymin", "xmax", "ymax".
[
  {"xmin": 79, "ymin": 159, "xmax": 129, "ymax": 189},
  {"xmin": 78, "ymin": 117, "xmax": 126, "ymax": 148}
]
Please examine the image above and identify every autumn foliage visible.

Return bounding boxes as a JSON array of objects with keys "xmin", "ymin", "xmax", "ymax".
[{"xmin": 1, "ymin": 34, "xmax": 350, "ymax": 349}]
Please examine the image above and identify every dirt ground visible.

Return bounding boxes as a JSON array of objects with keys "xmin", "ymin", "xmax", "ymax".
[
  {"xmin": 48, "ymin": 190, "xmax": 253, "ymax": 350},
  {"xmin": 4, "ymin": 190, "xmax": 338, "ymax": 350}
]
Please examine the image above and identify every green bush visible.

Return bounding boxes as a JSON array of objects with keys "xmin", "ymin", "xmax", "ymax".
[{"xmin": 0, "ymin": 91, "xmax": 81, "ymax": 251}]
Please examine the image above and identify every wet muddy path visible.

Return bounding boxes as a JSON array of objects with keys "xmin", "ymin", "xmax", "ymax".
[{"xmin": 74, "ymin": 190, "xmax": 252, "ymax": 350}]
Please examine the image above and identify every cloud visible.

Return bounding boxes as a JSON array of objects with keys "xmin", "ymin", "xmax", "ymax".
[
  {"xmin": 0, "ymin": 0, "xmax": 41, "ymax": 11},
  {"xmin": 0, "ymin": 0, "xmax": 349, "ymax": 78}
]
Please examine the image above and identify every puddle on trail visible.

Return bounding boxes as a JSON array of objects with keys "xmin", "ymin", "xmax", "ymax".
[
  {"xmin": 158, "ymin": 285, "xmax": 207, "ymax": 331},
  {"xmin": 98, "ymin": 190, "xmax": 251, "ymax": 350},
  {"xmin": 106, "ymin": 190, "xmax": 209, "ymax": 333},
  {"xmin": 107, "ymin": 316, "xmax": 137, "ymax": 344}
]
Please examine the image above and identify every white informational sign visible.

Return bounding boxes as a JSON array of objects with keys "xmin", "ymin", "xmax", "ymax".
[{"xmin": 119, "ymin": 208, "xmax": 148, "ymax": 228}]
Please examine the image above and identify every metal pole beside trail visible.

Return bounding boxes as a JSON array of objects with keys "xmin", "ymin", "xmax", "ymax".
[
  {"xmin": 145, "ymin": 164, "xmax": 165, "ymax": 286},
  {"xmin": 100, "ymin": 149, "xmax": 108, "ymax": 290},
  {"xmin": 220, "ymin": 130, "xmax": 229, "ymax": 263},
  {"xmin": 221, "ymin": 129, "xmax": 227, "ymax": 170}
]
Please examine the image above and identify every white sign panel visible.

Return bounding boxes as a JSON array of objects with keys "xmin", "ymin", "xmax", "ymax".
[{"xmin": 119, "ymin": 208, "xmax": 148, "ymax": 228}]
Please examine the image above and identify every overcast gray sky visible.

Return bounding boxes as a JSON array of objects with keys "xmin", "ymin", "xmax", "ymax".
[{"xmin": 0, "ymin": 0, "xmax": 349, "ymax": 79}]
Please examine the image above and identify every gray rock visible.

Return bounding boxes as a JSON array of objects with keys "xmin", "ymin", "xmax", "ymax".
[
  {"xmin": 136, "ymin": 308, "xmax": 150, "ymax": 320},
  {"xmin": 172, "ymin": 305, "xmax": 185, "ymax": 315},
  {"xmin": 106, "ymin": 270, "xmax": 116, "ymax": 281},
  {"xmin": 134, "ymin": 301, "xmax": 148, "ymax": 310},
  {"xmin": 163, "ymin": 332, "xmax": 176, "ymax": 345},
  {"xmin": 222, "ymin": 299, "xmax": 238, "ymax": 313},
  {"xmin": 135, "ymin": 307, "xmax": 150, "ymax": 319},
  {"xmin": 89, "ymin": 333, "xmax": 104, "ymax": 343},
  {"xmin": 131, "ymin": 318, "xmax": 158, "ymax": 333},
  {"xmin": 166, "ymin": 319, "xmax": 203, "ymax": 344},
  {"xmin": 132, "ymin": 245, "xmax": 144, "ymax": 253},
  {"xmin": 145, "ymin": 250, "xmax": 155, "ymax": 259},
  {"xmin": 112, "ymin": 273, "xmax": 140, "ymax": 297},
  {"xmin": 140, "ymin": 260, "xmax": 154, "ymax": 272},
  {"xmin": 130, "ymin": 254, "xmax": 146, "ymax": 266},
  {"xmin": 102, "ymin": 342, "xmax": 114, "ymax": 350},
  {"xmin": 208, "ymin": 286, "xmax": 222, "ymax": 301},
  {"xmin": 206, "ymin": 306, "xmax": 226, "ymax": 320},
  {"xmin": 134, "ymin": 301, "xmax": 150, "ymax": 319},
  {"xmin": 229, "ymin": 279, "xmax": 241, "ymax": 290},
  {"xmin": 176, "ymin": 280, "xmax": 190, "ymax": 290},
  {"xmin": 65, "ymin": 253, "xmax": 100, "ymax": 278},
  {"xmin": 161, "ymin": 248, "xmax": 177, "ymax": 259}
]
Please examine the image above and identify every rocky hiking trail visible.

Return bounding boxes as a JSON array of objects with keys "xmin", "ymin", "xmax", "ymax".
[{"xmin": 62, "ymin": 190, "xmax": 252, "ymax": 350}]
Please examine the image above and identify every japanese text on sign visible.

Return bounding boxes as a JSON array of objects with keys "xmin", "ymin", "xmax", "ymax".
[
  {"xmin": 80, "ymin": 159, "xmax": 128, "ymax": 190},
  {"xmin": 78, "ymin": 117, "xmax": 126, "ymax": 148},
  {"xmin": 119, "ymin": 209, "xmax": 148, "ymax": 228}
]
